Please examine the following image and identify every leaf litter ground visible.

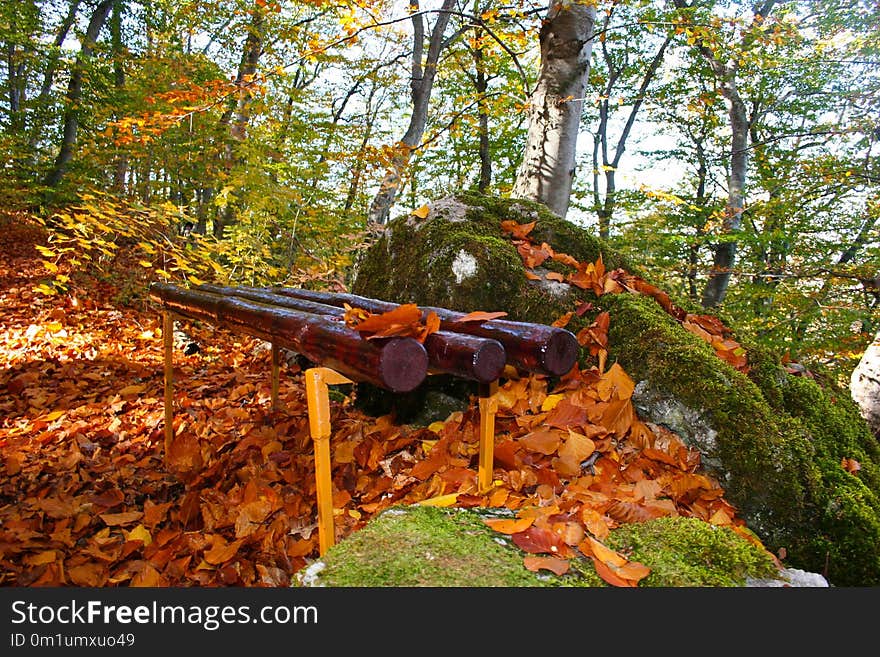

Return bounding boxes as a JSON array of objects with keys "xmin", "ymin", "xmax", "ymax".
[{"xmin": 0, "ymin": 218, "xmax": 770, "ymax": 587}]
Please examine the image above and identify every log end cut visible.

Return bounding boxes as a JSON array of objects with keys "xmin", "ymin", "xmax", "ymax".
[
  {"xmin": 541, "ymin": 329, "xmax": 579, "ymax": 377},
  {"xmin": 377, "ymin": 338, "xmax": 430, "ymax": 392},
  {"xmin": 470, "ymin": 338, "xmax": 507, "ymax": 383}
]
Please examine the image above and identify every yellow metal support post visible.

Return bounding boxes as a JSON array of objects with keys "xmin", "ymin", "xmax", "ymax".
[
  {"xmin": 304, "ymin": 367, "xmax": 354, "ymax": 556},
  {"xmin": 162, "ymin": 312, "xmax": 175, "ymax": 458},
  {"xmin": 270, "ymin": 342, "xmax": 280, "ymax": 411},
  {"xmin": 477, "ymin": 380, "xmax": 499, "ymax": 493}
]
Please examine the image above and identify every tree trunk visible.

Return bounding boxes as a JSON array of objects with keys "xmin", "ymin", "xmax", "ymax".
[
  {"xmin": 672, "ymin": 0, "xmax": 777, "ymax": 308},
  {"xmin": 36, "ymin": 0, "xmax": 82, "ymax": 103},
  {"xmin": 367, "ymin": 0, "xmax": 456, "ymax": 225},
  {"xmin": 5, "ymin": 42, "xmax": 26, "ymax": 132},
  {"xmin": 471, "ymin": 32, "xmax": 491, "ymax": 192},
  {"xmin": 214, "ymin": 7, "xmax": 265, "ymax": 238},
  {"xmin": 43, "ymin": 0, "xmax": 113, "ymax": 189},
  {"xmin": 851, "ymin": 329, "xmax": 880, "ymax": 438},
  {"xmin": 111, "ymin": 0, "xmax": 127, "ymax": 193},
  {"xmin": 511, "ymin": 0, "xmax": 596, "ymax": 218},
  {"xmin": 343, "ymin": 85, "xmax": 380, "ymax": 215},
  {"xmin": 594, "ymin": 25, "xmax": 671, "ymax": 239},
  {"xmin": 700, "ymin": 84, "xmax": 748, "ymax": 308}
]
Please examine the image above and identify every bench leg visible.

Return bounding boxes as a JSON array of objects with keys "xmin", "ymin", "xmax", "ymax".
[
  {"xmin": 270, "ymin": 341, "xmax": 280, "ymax": 411},
  {"xmin": 477, "ymin": 380, "xmax": 499, "ymax": 493},
  {"xmin": 163, "ymin": 311, "xmax": 175, "ymax": 459},
  {"xmin": 304, "ymin": 367, "xmax": 353, "ymax": 556}
]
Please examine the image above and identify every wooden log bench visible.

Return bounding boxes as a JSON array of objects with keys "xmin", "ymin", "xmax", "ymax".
[{"xmin": 149, "ymin": 282, "xmax": 578, "ymax": 554}]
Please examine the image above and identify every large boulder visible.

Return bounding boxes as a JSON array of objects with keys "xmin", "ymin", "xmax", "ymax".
[
  {"xmin": 851, "ymin": 330, "xmax": 880, "ymax": 439},
  {"xmin": 349, "ymin": 192, "xmax": 880, "ymax": 586}
]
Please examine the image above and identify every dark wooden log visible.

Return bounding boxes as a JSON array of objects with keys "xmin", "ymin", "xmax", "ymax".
[
  {"xmin": 196, "ymin": 284, "xmax": 507, "ymax": 384},
  {"xmin": 267, "ymin": 287, "xmax": 579, "ymax": 377},
  {"xmin": 149, "ymin": 283, "xmax": 428, "ymax": 392}
]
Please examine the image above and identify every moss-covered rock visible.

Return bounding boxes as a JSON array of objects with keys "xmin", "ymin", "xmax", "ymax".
[
  {"xmin": 349, "ymin": 193, "xmax": 880, "ymax": 586},
  {"xmin": 295, "ymin": 506, "xmax": 786, "ymax": 587},
  {"xmin": 604, "ymin": 516, "xmax": 780, "ymax": 587},
  {"xmin": 296, "ymin": 505, "xmax": 554, "ymax": 587}
]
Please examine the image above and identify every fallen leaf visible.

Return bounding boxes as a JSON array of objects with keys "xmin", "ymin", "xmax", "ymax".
[
  {"xmin": 99, "ymin": 511, "xmax": 144, "ymax": 526},
  {"xmin": 519, "ymin": 429, "xmax": 561, "ymax": 455},
  {"xmin": 411, "ymin": 204, "xmax": 430, "ymax": 219},
  {"xmin": 523, "ymin": 555, "xmax": 570, "ymax": 576},
  {"xmin": 500, "ymin": 220, "xmax": 536, "ymax": 239},
  {"xmin": 204, "ymin": 537, "xmax": 245, "ymax": 565},
  {"xmin": 453, "ymin": 310, "xmax": 508, "ymax": 323},
  {"xmin": 483, "ymin": 516, "xmax": 535, "ymax": 534}
]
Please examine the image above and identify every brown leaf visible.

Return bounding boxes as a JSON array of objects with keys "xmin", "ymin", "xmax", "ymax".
[
  {"xmin": 352, "ymin": 303, "xmax": 424, "ymax": 339},
  {"xmin": 549, "ymin": 393, "xmax": 595, "ymax": 423},
  {"xmin": 512, "ymin": 526, "xmax": 574, "ymax": 557},
  {"xmin": 842, "ymin": 457, "xmax": 861, "ymax": 474},
  {"xmin": 67, "ymin": 563, "xmax": 107, "ymax": 587},
  {"xmin": 453, "ymin": 310, "xmax": 509, "ymax": 323},
  {"xmin": 606, "ymin": 499, "xmax": 674, "ymax": 523},
  {"xmin": 204, "ymin": 536, "xmax": 245, "ymax": 565},
  {"xmin": 552, "ymin": 311, "xmax": 574, "ymax": 328},
  {"xmin": 517, "ymin": 241, "xmax": 554, "ymax": 268},
  {"xmin": 500, "ymin": 220, "xmax": 536, "ymax": 240},
  {"xmin": 551, "ymin": 252, "xmax": 580, "ymax": 268},
  {"xmin": 131, "ymin": 563, "xmax": 166, "ymax": 587},
  {"xmin": 523, "ymin": 555, "xmax": 570, "ymax": 576},
  {"xmin": 596, "ymin": 363, "xmax": 635, "ymax": 402},
  {"xmin": 558, "ymin": 430, "xmax": 596, "ymax": 463},
  {"xmin": 580, "ymin": 507, "xmax": 610, "ymax": 539},
  {"xmin": 99, "ymin": 511, "xmax": 144, "ymax": 526},
  {"xmin": 519, "ymin": 429, "xmax": 561, "ymax": 455}
]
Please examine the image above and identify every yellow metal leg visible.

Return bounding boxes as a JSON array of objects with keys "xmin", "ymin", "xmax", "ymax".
[
  {"xmin": 477, "ymin": 380, "xmax": 499, "ymax": 493},
  {"xmin": 163, "ymin": 312, "xmax": 174, "ymax": 459},
  {"xmin": 304, "ymin": 367, "xmax": 353, "ymax": 556},
  {"xmin": 270, "ymin": 342, "xmax": 280, "ymax": 411}
]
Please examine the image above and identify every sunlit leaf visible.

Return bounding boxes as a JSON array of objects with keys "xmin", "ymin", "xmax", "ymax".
[
  {"xmin": 483, "ymin": 517, "xmax": 535, "ymax": 534},
  {"xmin": 410, "ymin": 204, "xmax": 430, "ymax": 219}
]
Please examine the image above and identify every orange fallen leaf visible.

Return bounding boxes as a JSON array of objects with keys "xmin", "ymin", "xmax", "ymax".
[
  {"xmin": 350, "ymin": 303, "xmax": 424, "ymax": 338},
  {"xmin": 204, "ymin": 537, "xmax": 245, "ymax": 565},
  {"xmin": 842, "ymin": 457, "xmax": 861, "ymax": 474},
  {"xmin": 523, "ymin": 555, "xmax": 570, "ymax": 576},
  {"xmin": 454, "ymin": 310, "xmax": 508, "ymax": 323},
  {"xmin": 519, "ymin": 429, "xmax": 562, "ymax": 455},
  {"xmin": 483, "ymin": 516, "xmax": 535, "ymax": 534},
  {"xmin": 118, "ymin": 384, "xmax": 146, "ymax": 396},
  {"xmin": 500, "ymin": 220, "xmax": 536, "ymax": 240},
  {"xmin": 552, "ymin": 311, "xmax": 574, "ymax": 328},
  {"xmin": 99, "ymin": 511, "xmax": 144, "ymax": 526}
]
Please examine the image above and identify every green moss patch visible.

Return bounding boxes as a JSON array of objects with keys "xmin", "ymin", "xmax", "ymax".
[
  {"xmin": 297, "ymin": 505, "xmax": 553, "ymax": 587},
  {"xmin": 605, "ymin": 517, "xmax": 780, "ymax": 587}
]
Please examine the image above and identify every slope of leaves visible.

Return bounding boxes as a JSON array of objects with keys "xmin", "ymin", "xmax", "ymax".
[
  {"xmin": 0, "ymin": 217, "xmax": 772, "ymax": 587},
  {"xmin": 501, "ymin": 219, "xmax": 749, "ymax": 373}
]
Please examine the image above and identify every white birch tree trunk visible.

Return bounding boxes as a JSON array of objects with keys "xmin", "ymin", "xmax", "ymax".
[{"xmin": 511, "ymin": 0, "xmax": 596, "ymax": 218}]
